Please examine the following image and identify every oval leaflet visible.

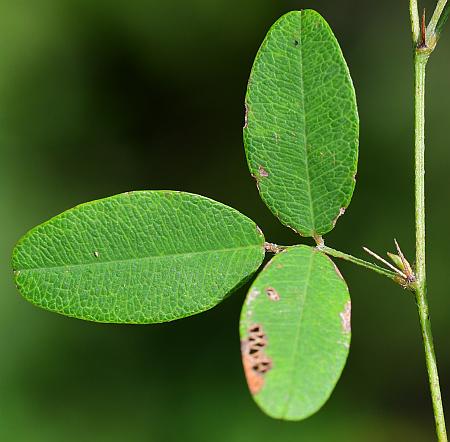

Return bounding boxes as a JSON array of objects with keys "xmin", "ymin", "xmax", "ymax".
[
  {"xmin": 240, "ymin": 245, "xmax": 351, "ymax": 420},
  {"xmin": 244, "ymin": 10, "xmax": 359, "ymax": 237},
  {"xmin": 13, "ymin": 191, "xmax": 265, "ymax": 323}
]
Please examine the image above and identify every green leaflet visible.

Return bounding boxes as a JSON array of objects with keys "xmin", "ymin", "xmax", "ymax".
[
  {"xmin": 244, "ymin": 10, "xmax": 359, "ymax": 237},
  {"xmin": 240, "ymin": 245, "xmax": 351, "ymax": 420},
  {"xmin": 12, "ymin": 191, "xmax": 265, "ymax": 324}
]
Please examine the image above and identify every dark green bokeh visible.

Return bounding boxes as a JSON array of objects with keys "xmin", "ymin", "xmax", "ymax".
[{"xmin": 1, "ymin": 1, "xmax": 449, "ymax": 440}]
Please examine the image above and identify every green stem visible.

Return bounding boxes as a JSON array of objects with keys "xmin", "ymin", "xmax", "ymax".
[
  {"xmin": 414, "ymin": 50, "xmax": 447, "ymax": 441},
  {"xmin": 318, "ymin": 245, "xmax": 399, "ymax": 282},
  {"xmin": 266, "ymin": 243, "xmax": 400, "ymax": 282}
]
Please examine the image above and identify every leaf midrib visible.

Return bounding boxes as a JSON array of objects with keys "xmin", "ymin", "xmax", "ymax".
[
  {"xmin": 297, "ymin": 12, "xmax": 316, "ymax": 233},
  {"xmin": 15, "ymin": 244, "xmax": 261, "ymax": 273},
  {"xmin": 281, "ymin": 250, "xmax": 315, "ymax": 417}
]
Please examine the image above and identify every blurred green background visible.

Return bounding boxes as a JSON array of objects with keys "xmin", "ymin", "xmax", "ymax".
[{"xmin": 1, "ymin": 0, "xmax": 449, "ymax": 440}]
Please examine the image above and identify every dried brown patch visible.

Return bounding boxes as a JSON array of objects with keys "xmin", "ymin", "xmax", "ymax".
[
  {"xmin": 340, "ymin": 301, "xmax": 351, "ymax": 334},
  {"xmin": 264, "ymin": 242, "xmax": 283, "ymax": 254},
  {"xmin": 241, "ymin": 324, "xmax": 272, "ymax": 394},
  {"xmin": 331, "ymin": 207, "xmax": 347, "ymax": 228},
  {"xmin": 265, "ymin": 287, "xmax": 280, "ymax": 301}
]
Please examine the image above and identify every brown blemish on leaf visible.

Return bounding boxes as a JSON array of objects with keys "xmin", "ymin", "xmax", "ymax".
[
  {"xmin": 340, "ymin": 301, "xmax": 351, "ymax": 334},
  {"xmin": 264, "ymin": 242, "xmax": 283, "ymax": 254},
  {"xmin": 244, "ymin": 103, "xmax": 249, "ymax": 128},
  {"xmin": 258, "ymin": 166, "xmax": 269, "ymax": 178},
  {"xmin": 265, "ymin": 287, "xmax": 280, "ymax": 301},
  {"xmin": 241, "ymin": 324, "xmax": 272, "ymax": 395},
  {"xmin": 331, "ymin": 207, "xmax": 347, "ymax": 228}
]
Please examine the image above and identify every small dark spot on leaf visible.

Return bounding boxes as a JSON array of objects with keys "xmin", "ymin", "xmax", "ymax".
[
  {"xmin": 294, "ymin": 40, "xmax": 299, "ymax": 46},
  {"xmin": 265, "ymin": 287, "xmax": 280, "ymax": 301}
]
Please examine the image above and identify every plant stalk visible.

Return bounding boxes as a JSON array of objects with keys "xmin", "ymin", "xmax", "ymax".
[
  {"xmin": 318, "ymin": 245, "xmax": 399, "ymax": 282},
  {"xmin": 414, "ymin": 50, "xmax": 447, "ymax": 441}
]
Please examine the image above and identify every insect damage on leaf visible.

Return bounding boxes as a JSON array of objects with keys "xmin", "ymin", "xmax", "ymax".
[
  {"xmin": 331, "ymin": 207, "xmax": 347, "ymax": 229},
  {"xmin": 252, "ymin": 166, "xmax": 269, "ymax": 192},
  {"xmin": 265, "ymin": 287, "xmax": 280, "ymax": 301},
  {"xmin": 258, "ymin": 166, "xmax": 269, "ymax": 178},
  {"xmin": 340, "ymin": 301, "xmax": 351, "ymax": 334},
  {"xmin": 244, "ymin": 103, "xmax": 249, "ymax": 128},
  {"xmin": 242, "ymin": 324, "xmax": 272, "ymax": 395}
]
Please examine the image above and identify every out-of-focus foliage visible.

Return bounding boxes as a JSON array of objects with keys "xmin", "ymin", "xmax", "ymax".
[{"xmin": 1, "ymin": 0, "xmax": 449, "ymax": 440}]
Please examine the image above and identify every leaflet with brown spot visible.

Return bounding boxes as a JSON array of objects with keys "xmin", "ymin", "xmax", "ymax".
[
  {"xmin": 265, "ymin": 287, "xmax": 280, "ymax": 301},
  {"xmin": 241, "ymin": 324, "xmax": 272, "ymax": 394}
]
